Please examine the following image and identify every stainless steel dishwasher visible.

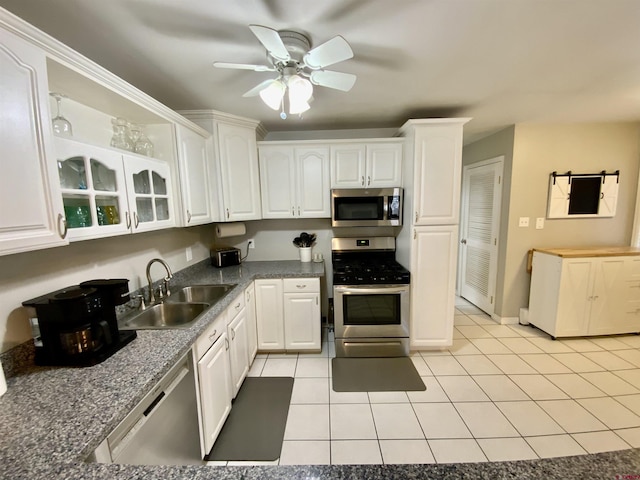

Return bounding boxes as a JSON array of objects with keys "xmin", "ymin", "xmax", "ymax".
[{"xmin": 92, "ymin": 352, "xmax": 203, "ymax": 465}]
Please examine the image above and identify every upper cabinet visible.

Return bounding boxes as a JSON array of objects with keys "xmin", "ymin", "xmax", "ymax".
[
  {"xmin": 55, "ymin": 137, "xmax": 175, "ymax": 240},
  {"xmin": 0, "ymin": 25, "xmax": 67, "ymax": 256},
  {"xmin": 330, "ymin": 141, "xmax": 403, "ymax": 188},
  {"xmin": 175, "ymin": 124, "xmax": 214, "ymax": 226},
  {"xmin": 258, "ymin": 143, "xmax": 330, "ymax": 219},
  {"xmin": 216, "ymin": 122, "xmax": 262, "ymax": 221},
  {"xmin": 180, "ymin": 111, "xmax": 264, "ymax": 223},
  {"xmin": 400, "ymin": 121, "xmax": 467, "ymax": 226}
]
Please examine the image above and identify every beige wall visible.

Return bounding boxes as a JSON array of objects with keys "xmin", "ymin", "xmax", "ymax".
[
  {"xmin": 464, "ymin": 122, "xmax": 640, "ymax": 320},
  {"xmin": 0, "ymin": 225, "xmax": 215, "ymax": 353}
]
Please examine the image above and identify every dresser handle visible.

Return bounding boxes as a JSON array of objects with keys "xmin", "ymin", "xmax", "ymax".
[{"xmin": 296, "ymin": 284, "xmax": 307, "ymax": 289}]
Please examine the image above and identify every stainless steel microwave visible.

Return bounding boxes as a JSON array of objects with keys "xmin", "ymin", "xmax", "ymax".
[{"xmin": 331, "ymin": 188, "xmax": 403, "ymax": 227}]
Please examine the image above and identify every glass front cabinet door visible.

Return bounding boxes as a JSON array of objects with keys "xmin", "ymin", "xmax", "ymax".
[
  {"xmin": 55, "ymin": 137, "xmax": 130, "ymax": 240},
  {"xmin": 122, "ymin": 154, "xmax": 174, "ymax": 233},
  {"xmin": 55, "ymin": 138, "xmax": 174, "ymax": 240}
]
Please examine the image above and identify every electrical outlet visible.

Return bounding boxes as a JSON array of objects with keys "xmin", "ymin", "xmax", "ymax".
[
  {"xmin": 248, "ymin": 238, "xmax": 255, "ymax": 249},
  {"xmin": 185, "ymin": 246, "xmax": 193, "ymax": 262},
  {"xmin": 536, "ymin": 217, "xmax": 545, "ymax": 229},
  {"xmin": 518, "ymin": 217, "xmax": 530, "ymax": 227}
]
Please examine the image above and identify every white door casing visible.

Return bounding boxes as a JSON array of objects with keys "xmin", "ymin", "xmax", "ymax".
[{"xmin": 459, "ymin": 156, "xmax": 503, "ymax": 315}]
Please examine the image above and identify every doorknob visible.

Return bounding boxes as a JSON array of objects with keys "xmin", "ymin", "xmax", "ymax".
[{"xmin": 460, "ymin": 239, "xmax": 467, "ymax": 244}]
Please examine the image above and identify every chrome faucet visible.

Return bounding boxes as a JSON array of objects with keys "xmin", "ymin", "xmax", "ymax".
[{"xmin": 146, "ymin": 258, "xmax": 173, "ymax": 304}]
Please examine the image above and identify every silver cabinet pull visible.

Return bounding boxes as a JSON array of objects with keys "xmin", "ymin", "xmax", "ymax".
[
  {"xmin": 292, "ymin": 207, "xmax": 295, "ymax": 216},
  {"xmin": 225, "ymin": 337, "xmax": 229, "ymax": 350},
  {"xmin": 125, "ymin": 211, "xmax": 132, "ymax": 229},
  {"xmin": 231, "ymin": 328, "xmax": 236, "ymax": 340},
  {"xmin": 361, "ymin": 176, "xmax": 365, "ymax": 186},
  {"xmin": 57, "ymin": 213, "xmax": 68, "ymax": 239},
  {"xmin": 367, "ymin": 176, "xmax": 371, "ymax": 186},
  {"xmin": 186, "ymin": 210, "xmax": 192, "ymax": 223},
  {"xmin": 415, "ymin": 211, "xmax": 418, "ymax": 222},
  {"xmin": 133, "ymin": 212, "xmax": 139, "ymax": 228},
  {"xmin": 226, "ymin": 208, "xmax": 230, "ymax": 219},
  {"xmin": 208, "ymin": 330, "xmax": 217, "ymax": 341},
  {"xmin": 296, "ymin": 284, "xmax": 307, "ymax": 289}
]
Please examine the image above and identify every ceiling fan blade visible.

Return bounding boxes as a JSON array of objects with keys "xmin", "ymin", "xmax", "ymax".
[
  {"xmin": 249, "ymin": 25, "xmax": 290, "ymax": 62},
  {"xmin": 213, "ymin": 62, "xmax": 275, "ymax": 72},
  {"xmin": 242, "ymin": 79, "xmax": 277, "ymax": 97},
  {"xmin": 309, "ymin": 70, "xmax": 357, "ymax": 92},
  {"xmin": 303, "ymin": 36, "xmax": 353, "ymax": 69}
]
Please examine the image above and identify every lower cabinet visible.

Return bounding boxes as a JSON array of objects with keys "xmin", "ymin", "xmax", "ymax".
[
  {"xmin": 244, "ymin": 282, "xmax": 258, "ymax": 363},
  {"xmin": 226, "ymin": 293, "xmax": 249, "ymax": 398},
  {"xmin": 409, "ymin": 225, "xmax": 458, "ymax": 348},
  {"xmin": 255, "ymin": 278, "xmax": 321, "ymax": 351},
  {"xmin": 194, "ymin": 320, "xmax": 231, "ymax": 458},
  {"xmin": 529, "ymin": 251, "xmax": 640, "ymax": 338}
]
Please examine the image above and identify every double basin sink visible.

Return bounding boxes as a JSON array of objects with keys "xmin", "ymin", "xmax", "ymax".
[{"xmin": 119, "ymin": 284, "xmax": 236, "ymax": 330}]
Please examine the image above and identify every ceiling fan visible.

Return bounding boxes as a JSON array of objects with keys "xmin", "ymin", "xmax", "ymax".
[{"xmin": 214, "ymin": 25, "xmax": 356, "ymax": 118}]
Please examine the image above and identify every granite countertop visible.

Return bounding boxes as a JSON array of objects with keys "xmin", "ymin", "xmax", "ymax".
[
  {"xmin": 533, "ymin": 246, "xmax": 640, "ymax": 258},
  {"xmin": 1, "ymin": 259, "xmax": 640, "ymax": 479}
]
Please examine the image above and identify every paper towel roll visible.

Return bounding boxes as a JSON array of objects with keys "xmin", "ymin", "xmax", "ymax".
[
  {"xmin": 215, "ymin": 222, "xmax": 246, "ymax": 238},
  {"xmin": 0, "ymin": 359, "xmax": 6, "ymax": 397}
]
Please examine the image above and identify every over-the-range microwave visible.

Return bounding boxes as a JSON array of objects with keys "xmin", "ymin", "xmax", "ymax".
[{"xmin": 331, "ymin": 188, "xmax": 403, "ymax": 227}]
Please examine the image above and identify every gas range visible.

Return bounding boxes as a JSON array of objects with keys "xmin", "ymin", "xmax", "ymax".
[{"xmin": 331, "ymin": 237, "xmax": 410, "ymax": 285}]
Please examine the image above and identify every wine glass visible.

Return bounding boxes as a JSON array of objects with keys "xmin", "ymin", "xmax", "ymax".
[{"xmin": 50, "ymin": 92, "xmax": 73, "ymax": 137}]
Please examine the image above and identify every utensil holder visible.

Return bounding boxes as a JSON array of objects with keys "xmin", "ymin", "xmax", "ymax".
[{"xmin": 299, "ymin": 247, "xmax": 312, "ymax": 263}]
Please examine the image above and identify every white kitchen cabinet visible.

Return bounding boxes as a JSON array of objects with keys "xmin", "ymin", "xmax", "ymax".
[
  {"xmin": 409, "ymin": 225, "xmax": 459, "ymax": 348},
  {"xmin": 194, "ymin": 326, "xmax": 232, "ymax": 458},
  {"xmin": 529, "ymin": 250, "xmax": 640, "ymax": 338},
  {"xmin": 255, "ymin": 278, "xmax": 321, "ymax": 351},
  {"xmin": 283, "ymin": 278, "xmax": 321, "ymax": 350},
  {"xmin": 226, "ymin": 293, "xmax": 249, "ymax": 398},
  {"xmin": 175, "ymin": 124, "xmax": 213, "ymax": 226},
  {"xmin": 258, "ymin": 144, "xmax": 330, "ymax": 218},
  {"xmin": 330, "ymin": 141, "xmax": 402, "ymax": 188},
  {"xmin": 0, "ymin": 25, "xmax": 67, "ymax": 255},
  {"xmin": 245, "ymin": 282, "xmax": 258, "ymax": 362},
  {"xmin": 216, "ymin": 122, "xmax": 262, "ymax": 221},
  {"xmin": 255, "ymin": 279, "xmax": 285, "ymax": 350},
  {"xmin": 54, "ymin": 137, "xmax": 175, "ymax": 240},
  {"xmin": 407, "ymin": 122, "xmax": 466, "ymax": 225}
]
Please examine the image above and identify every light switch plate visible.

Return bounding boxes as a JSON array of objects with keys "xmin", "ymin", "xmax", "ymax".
[
  {"xmin": 519, "ymin": 217, "xmax": 530, "ymax": 227},
  {"xmin": 536, "ymin": 217, "xmax": 545, "ymax": 229}
]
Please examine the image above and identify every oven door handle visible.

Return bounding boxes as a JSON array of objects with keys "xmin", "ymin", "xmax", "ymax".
[{"xmin": 335, "ymin": 285, "xmax": 409, "ymax": 295}]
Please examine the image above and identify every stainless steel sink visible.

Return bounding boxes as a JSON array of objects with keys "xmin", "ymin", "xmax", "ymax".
[
  {"xmin": 166, "ymin": 284, "xmax": 236, "ymax": 304},
  {"xmin": 119, "ymin": 302, "xmax": 209, "ymax": 330}
]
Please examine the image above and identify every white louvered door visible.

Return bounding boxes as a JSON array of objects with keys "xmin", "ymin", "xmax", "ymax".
[{"xmin": 459, "ymin": 158, "xmax": 503, "ymax": 315}]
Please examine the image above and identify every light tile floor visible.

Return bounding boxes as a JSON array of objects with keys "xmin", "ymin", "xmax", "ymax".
[{"xmin": 211, "ymin": 297, "xmax": 640, "ymax": 466}]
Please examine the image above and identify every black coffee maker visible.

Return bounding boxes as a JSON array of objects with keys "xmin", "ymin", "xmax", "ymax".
[{"xmin": 23, "ymin": 279, "xmax": 137, "ymax": 367}]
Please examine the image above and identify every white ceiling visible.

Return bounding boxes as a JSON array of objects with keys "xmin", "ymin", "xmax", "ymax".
[{"xmin": 3, "ymin": 0, "xmax": 640, "ymax": 143}]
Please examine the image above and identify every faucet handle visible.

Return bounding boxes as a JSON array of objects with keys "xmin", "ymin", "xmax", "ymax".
[
  {"xmin": 132, "ymin": 294, "xmax": 146, "ymax": 311},
  {"xmin": 163, "ymin": 277, "xmax": 171, "ymax": 297}
]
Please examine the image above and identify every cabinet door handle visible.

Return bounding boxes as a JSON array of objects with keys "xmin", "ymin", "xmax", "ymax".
[
  {"xmin": 133, "ymin": 212, "xmax": 139, "ymax": 228},
  {"xmin": 415, "ymin": 211, "xmax": 418, "ymax": 222},
  {"xmin": 235, "ymin": 302, "xmax": 241, "ymax": 310},
  {"xmin": 57, "ymin": 213, "xmax": 68, "ymax": 239},
  {"xmin": 226, "ymin": 208, "xmax": 230, "ymax": 219},
  {"xmin": 367, "ymin": 176, "xmax": 371, "ymax": 186},
  {"xmin": 208, "ymin": 330, "xmax": 217, "ymax": 341},
  {"xmin": 225, "ymin": 337, "xmax": 229, "ymax": 350},
  {"xmin": 298, "ymin": 206, "xmax": 301, "ymax": 216},
  {"xmin": 361, "ymin": 176, "xmax": 365, "ymax": 186},
  {"xmin": 125, "ymin": 211, "xmax": 132, "ymax": 229},
  {"xmin": 186, "ymin": 210, "xmax": 192, "ymax": 223},
  {"xmin": 461, "ymin": 239, "xmax": 467, "ymax": 244},
  {"xmin": 231, "ymin": 328, "xmax": 236, "ymax": 340},
  {"xmin": 292, "ymin": 207, "xmax": 295, "ymax": 216}
]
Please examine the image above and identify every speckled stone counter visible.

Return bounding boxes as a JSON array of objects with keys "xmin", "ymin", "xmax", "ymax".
[{"xmin": 1, "ymin": 259, "xmax": 640, "ymax": 479}]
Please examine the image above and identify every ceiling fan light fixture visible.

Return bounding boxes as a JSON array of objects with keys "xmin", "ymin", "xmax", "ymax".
[
  {"xmin": 289, "ymin": 98, "xmax": 311, "ymax": 115},
  {"xmin": 287, "ymin": 75, "xmax": 313, "ymax": 103},
  {"xmin": 259, "ymin": 79, "xmax": 286, "ymax": 110}
]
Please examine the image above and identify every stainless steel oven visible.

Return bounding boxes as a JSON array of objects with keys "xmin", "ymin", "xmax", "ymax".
[
  {"xmin": 332, "ymin": 236, "xmax": 411, "ymax": 357},
  {"xmin": 334, "ymin": 284, "xmax": 410, "ymax": 357}
]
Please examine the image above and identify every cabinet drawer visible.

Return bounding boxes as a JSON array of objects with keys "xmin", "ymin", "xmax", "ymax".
[
  {"xmin": 283, "ymin": 278, "xmax": 320, "ymax": 293},
  {"xmin": 194, "ymin": 315, "xmax": 226, "ymax": 360},
  {"xmin": 226, "ymin": 293, "xmax": 246, "ymax": 322}
]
